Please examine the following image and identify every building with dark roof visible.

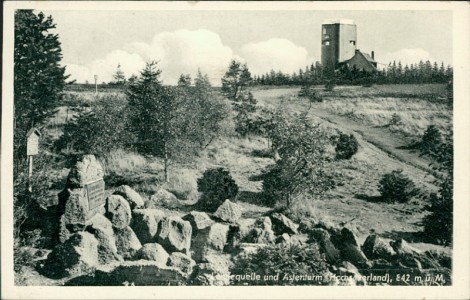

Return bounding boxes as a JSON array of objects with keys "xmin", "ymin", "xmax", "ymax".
[{"xmin": 321, "ymin": 19, "xmax": 377, "ymax": 72}]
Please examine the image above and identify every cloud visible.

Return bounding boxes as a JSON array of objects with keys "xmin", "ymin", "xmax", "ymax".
[
  {"xmin": 240, "ymin": 38, "xmax": 313, "ymax": 75},
  {"xmin": 128, "ymin": 29, "xmax": 235, "ymax": 85},
  {"xmin": 63, "ymin": 31, "xmax": 315, "ymax": 85},
  {"xmin": 65, "ymin": 50, "xmax": 146, "ymax": 83},
  {"xmin": 378, "ymin": 48, "xmax": 436, "ymax": 66}
]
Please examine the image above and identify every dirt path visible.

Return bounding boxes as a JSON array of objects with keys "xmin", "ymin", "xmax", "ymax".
[{"xmin": 307, "ymin": 105, "xmax": 438, "ymax": 177}]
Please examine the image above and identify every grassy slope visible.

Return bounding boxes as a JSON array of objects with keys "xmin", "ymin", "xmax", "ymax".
[{"xmin": 252, "ymin": 85, "xmax": 451, "ymax": 250}]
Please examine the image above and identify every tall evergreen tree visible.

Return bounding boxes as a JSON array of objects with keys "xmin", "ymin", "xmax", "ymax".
[
  {"xmin": 221, "ymin": 60, "xmax": 252, "ymax": 100},
  {"xmin": 112, "ymin": 63, "xmax": 126, "ymax": 85},
  {"xmin": 14, "ymin": 10, "xmax": 68, "ymax": 163}
]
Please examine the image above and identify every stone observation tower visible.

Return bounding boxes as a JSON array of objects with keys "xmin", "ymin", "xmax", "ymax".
[{"xmin": 321, "ymin": 19, "xmax": 377, "ymax": 72}]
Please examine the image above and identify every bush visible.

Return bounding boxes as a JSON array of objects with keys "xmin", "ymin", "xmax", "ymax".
[
  {"xmin": 55, "ymin": 96, "xmax": 130, "ymax": 158},
  {"xmin": 196, "ymin": 168, "xmax": 239, "ymax": 212},
  {"xmin": 389, "ymin": 113, "xmax": 402, "ymax": 126},
  {"xmin": 335, "ymin": 133, "xmax": 359, "ymax": 160},
  {"xmin": 423, "ymin": 178, "xmax": 452, "ymax": 245},
  {"xmin": 261, "ymin": 114, "xmax": 333, "ymax": 208},
  {"xmin": 230, "ymin": 243, "xmax": 328, "ymax": 285},
  {"xmin": 298, "ymin": 86, "xmax": 323, "ymax": 102},
  {"xmin": 233, "ymin": 92, "xmax": 259, "ymax": 137},
  {"xmin": 378, "ymin": 170, "xmax": 419, "ymax": 203},
  {"xmin": 324, "ymin": 80, "xmax": 335, "ymax": 92},
  {"xmin": 423, "ymin": 133, "xmax": 453, "ymax": 245},
  {"xmin": 420, "ymin": 125, "xmax": 443, "ymax": 157}
]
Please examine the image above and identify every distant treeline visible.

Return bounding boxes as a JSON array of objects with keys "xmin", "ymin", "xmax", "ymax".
[{"xmin": 253, "ymin": 60, "xmax": 453, "ymax": 86}]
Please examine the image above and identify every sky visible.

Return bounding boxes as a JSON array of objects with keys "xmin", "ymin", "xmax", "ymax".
[{"xmin": 40, "ymin": 9, "xmax": 453, "ymax": 85}]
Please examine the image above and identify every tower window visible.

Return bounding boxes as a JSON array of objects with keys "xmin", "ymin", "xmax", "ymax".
[
  {"xmin": 323, "ymin": 41, "xmax": 330, "ymax": 46},
  {"xmin": 350, "ymin": 40, "xmax": 356, "ymax": 45},
  {"xmin": 323, "ymin": 28, "xmax": 326, "ymax": 34}
]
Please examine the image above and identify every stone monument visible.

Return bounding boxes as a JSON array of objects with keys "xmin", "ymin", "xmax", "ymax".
[{"xmin": 57, "ymin": 155, "xmax": 106, "ymax": 243}]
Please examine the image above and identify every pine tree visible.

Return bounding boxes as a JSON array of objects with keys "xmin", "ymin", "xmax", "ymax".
[
  {"xmin": 112, "ymin": 63, "xmax": 126, "ymax": 85},
  {"xmin": 233, "ymin": 91, "xmax": 258, "ymax": 136},
  {"xmin": 14, "ymin": 10, "xmax": 68, "ymax": 164},
  {"xmin": 221, "ymin": 60, "xmax": 252, "ymax": 100},
  {"xmin": 177, "ymin": 74, "xmax": 192, "ymax": 87}
]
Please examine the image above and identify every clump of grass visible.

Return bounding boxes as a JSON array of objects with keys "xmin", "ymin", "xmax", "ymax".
[
  {"xmin": 161, "ymin": 168, "xmax": 199, "ymax": 201},
  {"xmin": 102, "ymin": 149, "xmax": 153, "ymax": 175}
]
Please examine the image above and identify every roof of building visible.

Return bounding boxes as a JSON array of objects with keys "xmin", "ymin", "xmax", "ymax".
[
  {"xmin": 341, "ymin": 50, "xmax": 378, "ymax": 71},
  {"xmin": 322, "ymin": 18, "xmax": 355, "ymax": 25},
  {"xmin": 26, "ymin": 127, "xmax": 41, "ymax": 138},
  {"xmin": 360, "ymin": 52, "xmax": 377, "ymax": 64}
]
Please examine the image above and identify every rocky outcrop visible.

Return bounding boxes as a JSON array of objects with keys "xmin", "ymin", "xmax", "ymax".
[
  {"xmin": 113, "ymin": 226, "xmax": 142, "ymax": 259},
  {"xmin": 137, "ymin": 243, "xmax": 170, "ymax": 267},
  {"xmin": 168, "ymin": 252, "xmax": 196, "ymax": 275},
  {"xmin": 145, "ymin": 188, "xmax": 179, "ymax": 209},
  {"xmin": 362, "ymin": 234, "xmax": 396, "ymax": 260},
  {"xmin": 244, "ymin": 217, "xmax": 275, "ymax": 244},
  {"xmin": 270, "ymin": 213, "xmax": 298, "ymax": 236},
  {"xmin": 105, "ymin": 195, "xmax": 132, "ymax": 229},
  {"xmin": 310, "ymin": 228, "xmax": 341, "ymax": 264},
  {"xmin": 113, "ymin": 185, "xmax": 144, "ymax": 210},
  {"xmin": 93, "ymin": 260, "xmax": 186, "ymax": 285},
  {"xmin": 275, "ymin": 233, "xmax": 291, "ymax": 244},
  {"xmin": 157, "ymin": 216, "xmax": 192, "ymax": 254},
  {"xmin": 213, "ymin": 200, "xmax": 242, "ymax": 223},
  {"xmin": 130, "ymin": 209, "xmax": 165, "ymax": 244},
  {"xmin": 66, "ymin": 155, "xmax": 104, "ymax": 188},
  {"xmin": 44, "ymin": 232, "xmax": 99, "ymax": 278},
  {"xmin": 191, "ymin": 223, "xmax": 229, "ymax": 262},
  {"xmin": 183, "ymin": 211, "xmax": 214, "ymax": 233},
  {"xmin": 86, "ymin": 214, "xmax": 122, "ymax": 264}
]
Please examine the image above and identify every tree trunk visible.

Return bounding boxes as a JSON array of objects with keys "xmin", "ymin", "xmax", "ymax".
[{"xmin": 163, "ymin": 143, "xmax": 169, "ymax": 182}]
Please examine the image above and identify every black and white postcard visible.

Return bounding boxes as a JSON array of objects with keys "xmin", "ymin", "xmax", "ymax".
[{"xmin": 2, "ymin": 1, "xmax": 469, "ymax": 299}]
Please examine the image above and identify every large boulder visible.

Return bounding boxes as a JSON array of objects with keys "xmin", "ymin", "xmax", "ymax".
[
  {"xmin": 244, "ymin": 217, "xmax": 275, "ymax": 244},
  {"xmin": 168, "ymin": 252, "xmax": 196, "ymax": 275},
  {"xmin": 310, "ymin": 228, "xmax": 341, "ymax": 264},
  {"xmin": 390, "ymin": 239, "xmax": 422, "ymax": 256},
  {"xmin": 270, "ymin": 213, "xmax": 298, "ymax": 236},
  {"xmin": 191, "ymin": 253, "xmax": 231, "ymax": 286},
  {"xmin": 86, "ymin": 214, "xmax": 122, "ymax": 264},
  {"xmin": 105, "ymin": 195, "xmax": 132, "ymax": 229},
  {"xmin": 391, "ymin": 239, "xmax": 441, "ymax": 270},
  {"xmin": 95, "ymin": 259, "xmax": 186, "ymax": 286},
  {"xmin": 340, "ymin": 227, "xmax": 359, "ymax": 247},
  {"xmin": 191, "ymin": 223, "xmax": 229, "ymax": 262},
  {"xmin": 362, "ymin": 234, "xmax": 396, "ymax": 260},
  {"xmin": 213, "ymin": 200, "xmax": 242, "ymax": 223},
  {"xmin": 192, "ymin": 263, "xmax": 229, "ymax": 286},
  {"xmin": 275, "ymin": 233, "xmax": 291, "ymax": 244},
  {"xmin": 113, "ymin": 185, "xmax": 144, "ymax": 210},
  {"xmin": 137, "ymin": 243, "xmax": 170, "ymax": 267},
  {"xmin": 113, "ymin": 226, "xmax": 142, "ymax": 259},
  {"xmin": 182, "ymin": 211, "xmax": 214, "ymax": 233},
  {"xmin": 341, "ymin": 243, "xmax": 368, "ymax": 267},
  {"xmin": 66, "ymin": 155, "xmax": 104, "ymax": 188},
  {"xmin": 145, "ymin": 188, "xmax": 179, "ymax": 209},
  {"xmin": 157, "ymin": 216, "xmax": 192, "ymax": 254},
  {"xmin": 43, "ymin": 232, "xmax": 99, "ymax": 278},
  {"xmin": 130, "ymin": 209, "xmax": 165, "ymax": 244},
  {"xmin": 57, "ymin": 188, "xmax": 89, "ymax": 242}
]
